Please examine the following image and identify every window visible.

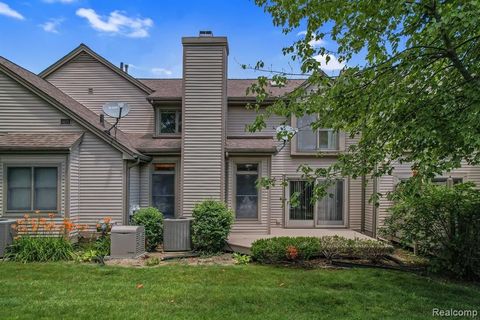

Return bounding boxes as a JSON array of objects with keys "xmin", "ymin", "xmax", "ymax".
[
  {"xmin": 151, "ymin": 163, "xmax": 176, "ymax": 218},
  {"xmin": 297, "ymin": 114, "xmax": 338, "ymax": 152},
  {"xmin": 235, "ymin": 163, "xmax": 259, "ymax": 219},
  {"xmin": 157, "ymin": 109, "xmax": 182, "ymax": 134},
  {"xmin": 7, "ymin": 167, "xmax": 58, "ymax": 211}
]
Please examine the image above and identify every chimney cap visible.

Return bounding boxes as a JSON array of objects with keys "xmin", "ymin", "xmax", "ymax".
[{"xmin": 199, "ymin": 30, "xmax": 213, "ymax": 37}]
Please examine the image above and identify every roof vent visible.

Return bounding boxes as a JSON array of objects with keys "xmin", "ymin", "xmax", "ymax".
[{"xmin": 199, "ymin": 30, "xmax": 213, "ymax": 37}]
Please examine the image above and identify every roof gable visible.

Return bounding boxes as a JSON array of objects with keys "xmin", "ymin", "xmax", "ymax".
[
  {"xmin": 39, "ymin": 44, "xmax": 153, "ymax": 94},
  {"xmin": 0, "ymin": 56, "xmax": 146, "ymax": 160}
]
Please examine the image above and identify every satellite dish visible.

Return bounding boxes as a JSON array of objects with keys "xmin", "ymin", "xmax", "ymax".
[
  {"xmin": 276, "ymin": 125, "xmax": 298, "ymax": 142},
  {"xmin": 102, "ymin": 102, "xmax": 130, "ymax": 118}
]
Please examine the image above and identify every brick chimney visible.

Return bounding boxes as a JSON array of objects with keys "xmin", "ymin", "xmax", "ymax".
[{"xmin": 180, "ymin": 31, "xmax": 228, "ymax": 216}]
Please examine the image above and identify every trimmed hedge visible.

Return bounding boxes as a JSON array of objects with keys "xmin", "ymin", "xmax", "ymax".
[{"xmin": 251, "ymin": 236, "xmax": 394, "ymax": 264}]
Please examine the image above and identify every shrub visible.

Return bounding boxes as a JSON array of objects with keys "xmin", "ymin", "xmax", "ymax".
[
  {"xmin": 382, "ymin": 182, "xmax": 480, "ymax": 280},
  {"xmin": 132, "ymin": 207, "xmax": 164, "ymax": 252},
  {"xmin": 232, "ymin": 252, "xmax": 251, "ymax": 265},
  {"xmin": 351, "ymin": 239, "xmax": 394, "ymax": 263},
  {"xmin": 145, "ymin": 256, "xmax": 160, "ymax": 266},
  {"xmin": 318, "ymin": 236, "xmax": 353, "ymax": 261},
  {"xmin": 251, "ymin": 236, "xmax": 393, "ymax": 264},
  {"xmin": 191, "ymin": 200, "xmax": 234, "ymax": 253},
  {"xmin": 251, "ymin": 237, "xmax": 321, "ymax": 263}
]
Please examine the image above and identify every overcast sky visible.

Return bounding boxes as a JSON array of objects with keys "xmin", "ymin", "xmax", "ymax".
[{"xmin": 0, "ymin": 0, "xmax": 348, "ymax": 78}]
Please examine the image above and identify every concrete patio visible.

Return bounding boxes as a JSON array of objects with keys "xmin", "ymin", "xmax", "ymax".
[{"xmin": 227, "ymin": 228, "xmax": 373, "ymax": 254}]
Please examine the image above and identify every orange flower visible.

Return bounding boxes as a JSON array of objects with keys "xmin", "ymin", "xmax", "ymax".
[
  {"xmin": 14, "ymin": 236, "xmax": 20, "ymax": 241},
  {"xmin": 23, "ymin": 214, "xmax": 30, "ymax": 219},
  {"xmin": 104, "ymin": 217, "xmax": 112, "ymax": 224},
  {"xmin": 32, "ymin": 225, "xmax": 39, "ymax": 233},
  {"xmin": 11, "ymin": 224, "xmax": 17, "ymax": 230},
  {"xmin": 48, "ymin": 213, "xmax": 55, "ymax": 218},
  {"xmin": 39, "ymin": 218, "xmax": 47, "ymax": 225}
]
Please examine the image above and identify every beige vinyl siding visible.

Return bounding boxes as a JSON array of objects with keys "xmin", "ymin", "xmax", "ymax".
[
  {"xmin": 227, "ymin": 157, "xmax": 269, "ymax": 234},
  {"xmin": 69, "ymin": 143, "xmax": 80, "ymax": 223},
  {"xmin": 128, "ymin": 165, "xmax": 140, "ymax": 215},
  {"xmin": 181, "ymin": 45, "xmax": 227, "ymax": 216},
  {"xmin": 0, "ymin": 70, "xmax": 126, "ymax": 228},
  {"xmin": 269, "ymin": 137, "xmax": 361, "ymax": 229},
  {"xmin": 78, "ymin": 132, "xmax": 124, "ymax": 226},
  {"xmin": 0, "ymin": 73, "xmax": 83, "ymax": 133},
  {"xmin": 0, "ymin": 154, "xmax": 67, "ymax": 220},
  {"xmin": 345, "ymin": 135, "xmax": 362, "ymax": 231},
  {"xmin": 139, "ymin": 163, "xmax": 150, "ymax": 207},
  {"xmin": 44, "ymin": 52, "xmax": 154, "ymax": 134},
  {"xmin": 227, "ymin": 106, "xmax": 286, "ymax": 136}
]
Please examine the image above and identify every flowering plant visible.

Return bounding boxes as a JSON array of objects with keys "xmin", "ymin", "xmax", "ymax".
[
  {"xmin": 96, "ymin": 217, "xmax": 113, "ymax": 237},
  {"xmin": 11, "ymin": 212, "xmax": 87, "ymax": 240}
]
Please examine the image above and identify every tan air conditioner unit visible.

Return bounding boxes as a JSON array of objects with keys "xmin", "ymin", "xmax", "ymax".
[
  {"xmin": 163, "ymin": 218, "xmax": 193, "ymax": 251},
  {"xmin": 0, "ymin": 218, "xmax": 15, "ymax": 258},
  {"xmin": 110, "ymin": 225, "xmax": 145, "ymax": 259}
]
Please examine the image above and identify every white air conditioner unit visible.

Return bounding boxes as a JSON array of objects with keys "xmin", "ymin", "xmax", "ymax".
[
  {"xmin": 0, "ymin": 218, "xmax": 15, "ymax": 258},
  {"xmin": 110, "ymin": 225, "xmax": 145, "ymax": 259}
]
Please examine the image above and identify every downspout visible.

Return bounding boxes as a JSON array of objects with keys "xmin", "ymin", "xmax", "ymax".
[
  {"xmin": 372, "ymin": 165, "xmax": 378, "ymax": 238},
  {"xmin": 125, "ymin": 155, "xmax": 142, "ymax": 225},
  {"xmin": 360, "ymin": 174, "xmax": 366, "ymax": 233}
]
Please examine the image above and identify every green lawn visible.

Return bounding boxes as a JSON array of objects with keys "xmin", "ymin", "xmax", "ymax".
[{"xmin": 0, "ymin": 263, "xmax": 478, "ymax": 320}]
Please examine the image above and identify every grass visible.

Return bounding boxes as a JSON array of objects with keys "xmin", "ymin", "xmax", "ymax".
[{"xmin": 0, "ymin": 262, "xmax": 478, "ymax": 320}]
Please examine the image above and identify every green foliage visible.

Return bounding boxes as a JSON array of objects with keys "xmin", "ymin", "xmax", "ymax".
[
  {"xmin": 383, "ymin": 182, "xmax": 480, "ymax": 280},
  {"xmin": 191, "ymin": 200, "xmax": 234, "ymax": 253},
  {"xmin": 251, "ymin": 237, "xmax": 321, "ymax": 263},
  {"xmin": 93, "ymin": 235, "xmax": 110, "ymax": 257},
  {"xmin": 132, "ymin": 207, "xmax": 164, "ymax": 252},
  {"xmin": 351, "ymin": 239, "xmax": 395, "ymax": 264},
  {"xmin": 75, "ymin": 249, "xmax": 99, "ymax": 263},
  {"xmin": 5, "ymin": 236, "xmax": 74, "ymax": 263},
  {"xmin": 251, "ymin": 236, "xmax": 393, "ymax": 264},
  {"xmin": 232, "ymin": 253, "xmax": 251, "ymax": 265},
  {"xmin": 145, "ymin": 256, "xmax": 161, "ymax": 267},
  {"xmin": 250, "ymin": 0, "xmax": 480, "ymax": 200}
]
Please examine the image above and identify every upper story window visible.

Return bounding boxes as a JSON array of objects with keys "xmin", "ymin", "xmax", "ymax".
[
  {"xmin": 296, "ymin": 114, "xmax": 338, "ymax": 152},
  {"xmin": 156, "ymin": 108, "xmax": 182, "ymax": 135}
]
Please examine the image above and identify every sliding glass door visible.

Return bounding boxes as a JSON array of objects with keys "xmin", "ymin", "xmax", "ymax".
[{"xmin": 286, "ymin": 179, "xmax": 345, "ymax": 228}]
